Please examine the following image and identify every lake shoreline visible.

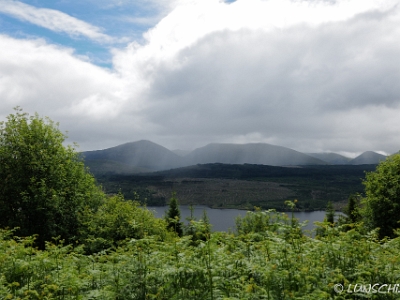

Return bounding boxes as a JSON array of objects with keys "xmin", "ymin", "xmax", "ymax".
[
  {"xmin": 146, "ymin": 205, "xmax": 330, "ymax": 232},
  {"xmin": 144, "ymin": 203, "xmax": 341, "ymax": 213}
]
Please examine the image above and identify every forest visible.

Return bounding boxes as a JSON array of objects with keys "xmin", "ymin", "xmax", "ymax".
[
  {"xmin": 95, "ymin": 163, "xmax": 377, "ymax": 210},
  {"xmin": 1, "ymin": 109, "xmax": 400, "ymax": 299}
]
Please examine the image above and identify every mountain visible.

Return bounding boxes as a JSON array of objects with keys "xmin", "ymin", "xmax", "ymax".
[
  {"xmin": 307, "ymin": 152, "xmax": 351, "ymax": 165},
  {"xmin": 83, "ymin": 159, "xmax": 152, "ymax": 176},
  {"xmin": 184, "ymin": 143, "xmax": 327, "ymax": 166},
  {"xmin": 82, "ymin": 141, "xmax": 388, "ymax": 175},
  {"xmin": 349, "ymin": 151, "xmax": 387, "ymax": 165},
  {"xmin": 82, "ymin": 140, "xmax": 184, "ymax": 172},
  {"xmin": 172, "ymin": 149, "xmax": 192, "ymax": 157}
]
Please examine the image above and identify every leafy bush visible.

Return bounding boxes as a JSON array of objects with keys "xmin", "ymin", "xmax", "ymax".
[
  {"xmin": 79, "ymin": 193, "xmax": 169, "ymax": 253},
  {"xmin": 362, "ymin": 154, "xmax": 400, "ymax": 238},
  {"xmin": 0, "ymin": 108, "xmax": 104, "ymax": 248}
]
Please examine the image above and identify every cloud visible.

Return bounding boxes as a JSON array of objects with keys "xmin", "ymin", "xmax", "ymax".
[
  {"xmin": 0, "ymin": 34, "xmax": 129, "ymax": 148},
  {"xmin": 112, "ymin": 0, "xmax": 400, "ymax": 153},
  {"xmin": 1, "ymin": 0, "xmax": 400, "ymax": 155},
  {"xmin": 0, "ymin": 0, "xmax": 114, "ymax": 43},
  {"xmin": 119, "ymin": 0, "xmax": 398, "ymax": 61}
]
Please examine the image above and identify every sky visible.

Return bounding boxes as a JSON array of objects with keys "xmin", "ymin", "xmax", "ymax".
[{"xmin": 0, "ymin": 0, "xmax": 399, "ymax": 157}]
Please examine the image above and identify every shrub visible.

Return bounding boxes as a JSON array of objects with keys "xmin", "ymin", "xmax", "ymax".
[
  {"xmin": 0, "ymin": 108, "xmax": 104, "ymax": 248},
  {"xmin": 80, "ymin": 193, "xmax": 169, "ymax": 253},
  {"xmin": 362, "ymin": 154, "xmax": 400, "ymax": 239}
]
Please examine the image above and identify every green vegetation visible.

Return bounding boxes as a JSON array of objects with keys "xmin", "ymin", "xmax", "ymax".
[
  {"xmin": 0, "ymin": 108, "xmax": 167, "ymax": 252},
  {"xmin": 0, "ymin": 108, "xmax": 104, "ymax": 248},
  {"xmin": 343, "ymin": 194, "xmax": 361, "ymax": 224},
  {"xmin": 79, "ymin": 193, "xmax": 168, "ymax": 254},
  {"xmin": 325, "ymin": 201, "xmax": 335, "ymax": 224},
  {"xmin": 362, "ymin": 154, "xmax": 400, "ymax": 239},
  {"xmin": 166, "ymin": 192, "xmax": 183, "ymax": 237},
  {"xmin": 2, "ymin": 109, "xmax": 400, "ymax": 299},
  {"xmin": 2, "ymin": 211, "xmax": 400, "ymax": 299}
]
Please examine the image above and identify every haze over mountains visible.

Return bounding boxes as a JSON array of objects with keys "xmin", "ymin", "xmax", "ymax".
[
  {"xmin": 82, "ymin": 140, "xmax": 389, "ymax": 175},
  {"xmin": 183, "ymin": 143, "xmax": 325, "ymax": 166}
]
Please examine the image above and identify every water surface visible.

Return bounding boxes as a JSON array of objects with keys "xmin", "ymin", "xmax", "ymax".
[{"xmin": 147, "ymin": 205, "xmax": 328, "ymax": 234}]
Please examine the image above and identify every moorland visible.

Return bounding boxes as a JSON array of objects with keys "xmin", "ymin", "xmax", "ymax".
[{"xmin": 93, "ymin": 163, "xmax": 377, "ymax": 211}]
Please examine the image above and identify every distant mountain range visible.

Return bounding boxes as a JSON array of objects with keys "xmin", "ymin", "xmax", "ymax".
[
  {"xmin": 184, "ymin": 143, "xmax": 325, "ymax": 165},
  {"xmin": 81, "ymin": 140, "xmax": 389, "ymax": 174}
]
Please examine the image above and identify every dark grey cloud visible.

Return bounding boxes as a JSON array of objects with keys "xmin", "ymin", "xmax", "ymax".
[{"xmin": 123, "ymin": 6, "xmax": 400, "ymax": 154}]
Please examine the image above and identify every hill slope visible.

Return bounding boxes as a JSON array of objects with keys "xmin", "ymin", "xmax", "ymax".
[
  {"xmin": 82, "ymin": 141, "xmax": 389, "ymax": 174},
  {"xmin": 82, "ymin": 140, "xmax": 184, "ymax": 172},
  {"xmin": 307, "ymin": 152, "xmax": 351, "ymax": 165},
  {"xmin": 99, "ymin": 163, "xmax": 378, "ymax": 209},
  {"xmin": 184, "ymin": 143, "xmax": 327, "ymax": 166},
  {"xmin": 349, "ymin": 151, "xmax": 387, "ymax": 165}
]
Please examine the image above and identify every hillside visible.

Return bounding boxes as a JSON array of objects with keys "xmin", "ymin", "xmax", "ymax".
[
  {"xmin": 184, "ymin": 143, "xmax": 327, "ymax": 166},
  {"xmin": 82, "ymin": 140, "xmax": 184, "ymax": 172},
  {"xmin": 349, "ymin": 151, "xmax": 387, "ymax": 165},
  {"xmin": 83, "ymin": 159, "xmax": 153, "ymax": 175},
  {"xmin": 153, "ymin": 163, "xmax": 374, "ymax": 179},
  {"xmin": 96, "ymin": 163, "xmax": 378, "ymax": 210},
  {"xmin": 307, "ymin": 152, "xmax": 351, "ymax": 165}
]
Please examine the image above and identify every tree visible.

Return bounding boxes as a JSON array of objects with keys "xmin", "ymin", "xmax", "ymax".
[
  {"xmin": 325, "ymin": 201, "xmax": 335, "ymax": 224},
  {"xmin": 185, "ymin": 204, "xmax": 196, "ymax": 237},
  {"xmin": 362, "ymin": 154, "xmax": 400, "ymax": 239},
  {"xmin": 0, "ymin": 108, "xmax": 104, "ymax": 248},
  {"xmin": 344, "ymin": 194, "xmax": 361, "ymax": 224},
  {"xmin": 198, "ymin": 209, "xmax": 211, "ymax": 241},
  {"xmin": 316, "ymin": 201, "xmax": 335, "ymax": 237},
  {"xmin": 166, "ymin": 192, "xmax": 183, "ymax": 236}
]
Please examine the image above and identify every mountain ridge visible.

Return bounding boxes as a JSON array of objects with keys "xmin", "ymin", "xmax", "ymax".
[
  {"xmin": 185, "ymin": 142, "xmax": 327, "ymax": 166},
  {"xmin": 82, "ymin": 140, "xmax": 185, "ymax": 172},
  {"xmin": 82, "ymin": 140, "xmax": 390, "ymax": 174}
]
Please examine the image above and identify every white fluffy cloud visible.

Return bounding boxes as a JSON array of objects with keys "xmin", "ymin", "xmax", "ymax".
[
  {"xmin": 0, "ymin": 0, "xmax": 114, "ymax": 42},
  {"xmin": 1, "ymin": 0, "xmax": 400, "ymax": 154},
  {"xmin": 0, "ymin": 34, "xmax": 129, "ymax": 148}
]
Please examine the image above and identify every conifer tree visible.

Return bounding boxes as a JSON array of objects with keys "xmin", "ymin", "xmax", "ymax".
[
  {"xmin": 345, "ymin": 194, "xmax": 361, "ymax": 224},
  {"xmin": 326, "ymin": 201, "xmax": 335, "ymax": 224},
  {"xmin": 166, "ymin": 192, "xmax": 183, "ymax": 237},
  {"xmin": 185, "ymin": 204, "xmax": 196, "ymax": 237}
]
